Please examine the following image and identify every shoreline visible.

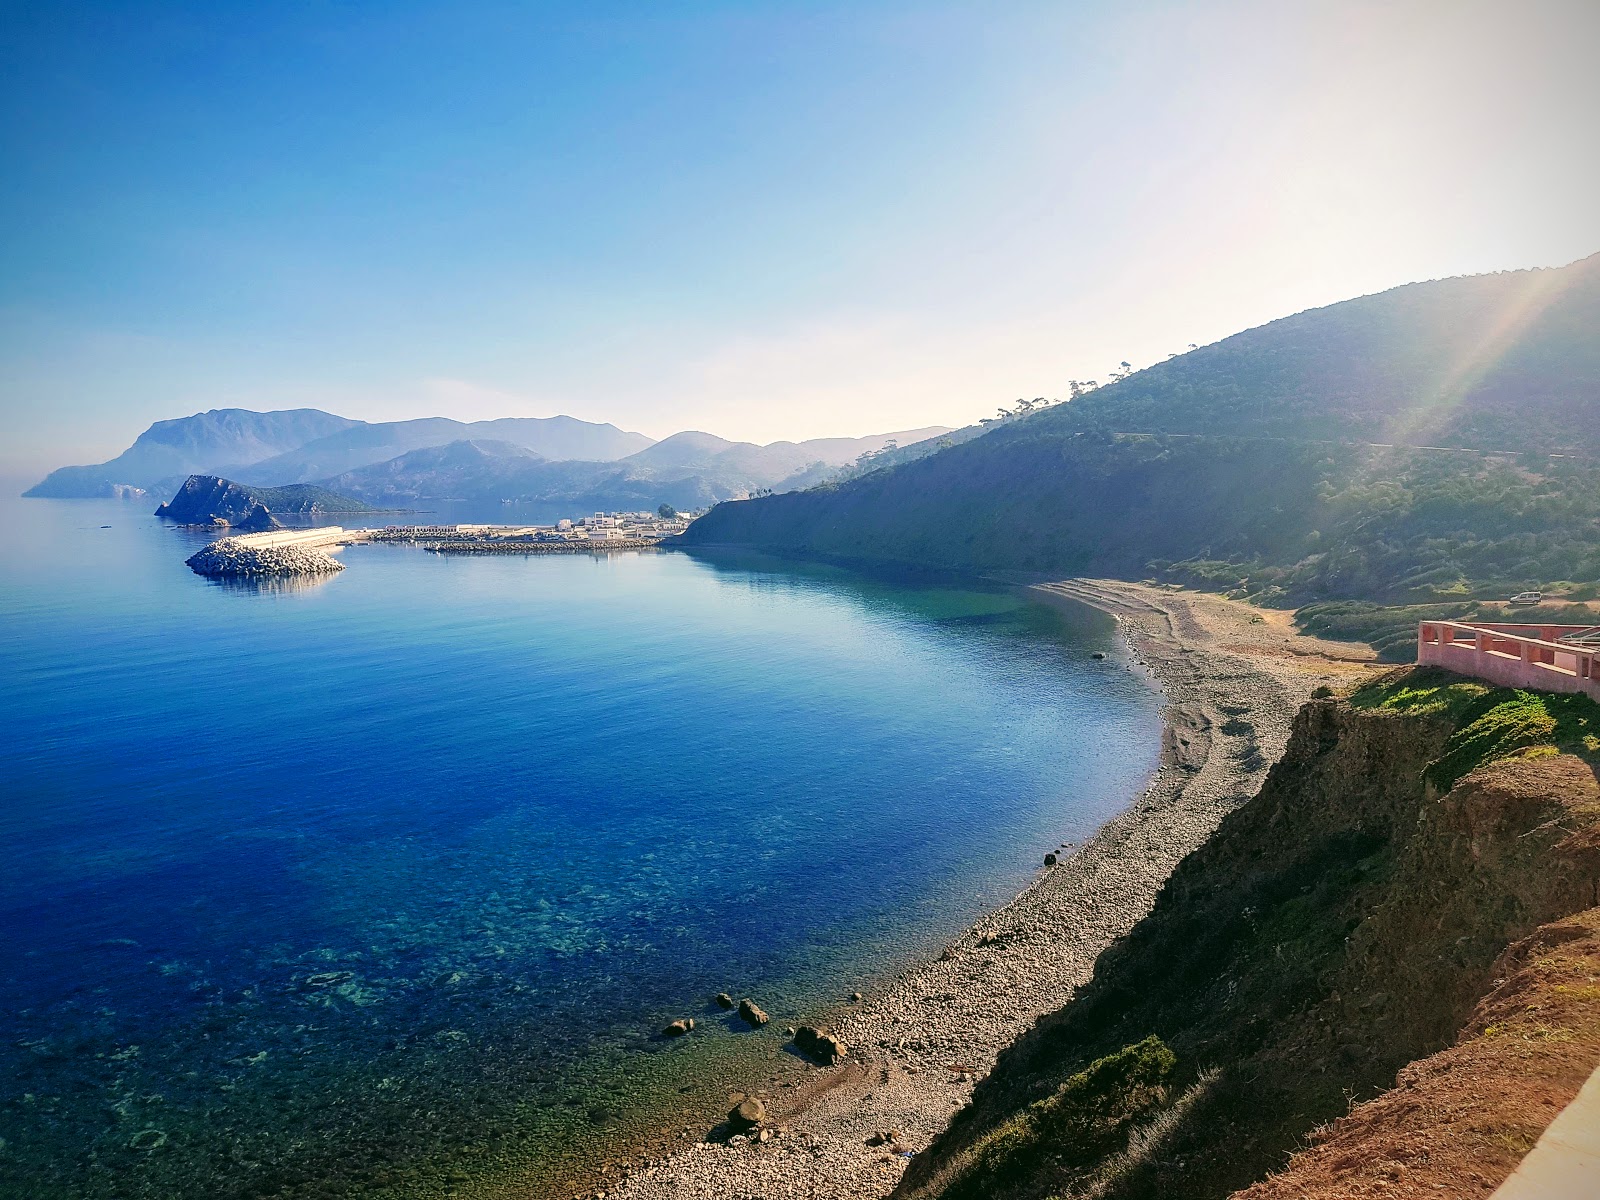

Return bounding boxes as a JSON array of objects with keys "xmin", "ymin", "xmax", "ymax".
[{"xmin": 582, "ymin": 580, "xmax": 1380, "ymax": 1200}]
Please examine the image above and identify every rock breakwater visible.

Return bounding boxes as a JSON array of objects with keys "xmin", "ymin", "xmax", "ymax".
[{"xmin": 186, "ymin": 538, "xmax": 346, "ymax": 578}]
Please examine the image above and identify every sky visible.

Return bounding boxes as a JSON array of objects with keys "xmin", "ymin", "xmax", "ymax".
[{"xmin": 2, "ymin": 0, "xmax": 1598, "ymax": 477}]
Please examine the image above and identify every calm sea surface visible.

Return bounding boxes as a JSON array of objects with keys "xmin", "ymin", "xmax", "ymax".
[{"xmin": 0, "ymin": 496, "xmax": 1160, "ymax": 1199}]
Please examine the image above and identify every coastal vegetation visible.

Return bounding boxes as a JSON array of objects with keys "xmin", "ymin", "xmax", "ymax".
[{"xmin": 682, "ymin": 254, "xmax": 1600, "ymax": 616}]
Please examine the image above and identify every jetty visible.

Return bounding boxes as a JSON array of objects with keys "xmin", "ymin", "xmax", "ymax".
[
  {"xmin": 186, "ymin": 527, "xmax": 353, "ymax": 578},
  {"xmin": 185, "ymin": 521, "xmax": 675, "ymax": 578}
]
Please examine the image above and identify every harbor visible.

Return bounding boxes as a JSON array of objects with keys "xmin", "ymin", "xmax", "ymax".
[{"xmin": 185, "ymin": 512, "xmax": 691, "ymax": 577}]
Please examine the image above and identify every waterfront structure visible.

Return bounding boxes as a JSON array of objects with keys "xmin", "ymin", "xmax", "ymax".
[{"xmin": 1416, "ymin": 620, "xmax": 1600, "ymax": 700}]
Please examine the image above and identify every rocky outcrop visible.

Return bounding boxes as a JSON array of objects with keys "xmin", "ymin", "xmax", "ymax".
[
  {"xmin": 155, "ymin": 475, "xmax": 373, "ymax": 525},
  {"xmin": 231, "ymin": 503, "xmax": 281, "ymax": 532},
  {"xmin": 738, "ymin": 999, "xmax": 770, "ymax": 1028},
  {"xmin": 156, "ymin": 476, "xmax": 262, "ymax": 524}
]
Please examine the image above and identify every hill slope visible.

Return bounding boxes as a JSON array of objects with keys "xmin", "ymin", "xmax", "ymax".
[{"xmin": 682, "ymin": 255, "xmax": 1600, "ymax": 601}]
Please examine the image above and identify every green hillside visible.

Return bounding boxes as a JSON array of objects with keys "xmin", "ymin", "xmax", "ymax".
[{"xmin": 681, "ymin": 255, "xmax": 1600, "ymax": 604}]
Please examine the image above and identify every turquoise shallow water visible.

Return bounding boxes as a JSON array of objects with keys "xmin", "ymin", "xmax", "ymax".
[{"xmin": 0, "ymin": 497, "xmax": 1160, "ymax": 1198}]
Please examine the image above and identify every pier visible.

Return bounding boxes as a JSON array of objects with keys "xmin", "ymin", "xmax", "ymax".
[{"xmin": 185, "ymin": 523, "xmax": 670, "ymax": 577}]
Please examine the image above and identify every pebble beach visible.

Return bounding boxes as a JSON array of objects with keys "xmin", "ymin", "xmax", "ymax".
[{"xmin": 590, "ymin": 580, "xmax": 1380, "ymax": 1200}]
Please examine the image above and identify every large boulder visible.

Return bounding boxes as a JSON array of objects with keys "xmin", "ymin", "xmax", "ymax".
[
  {"xmin": 793, "ymin": 1025, "xmax": 847, "ymax": 1065},
  {"xmin": 738, "ymin": 998, "xmax": 770, "ymax": 1027},
  {"xmin": 728, "ymin": 1097, "xmax": 766, "ymax": 1130}
]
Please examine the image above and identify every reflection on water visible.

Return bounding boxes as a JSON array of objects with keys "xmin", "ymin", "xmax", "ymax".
[
  {"xmin": 0, "ymin": 498, "xmax": 1160, "ymax": 1200},
  {"xmin": 201, "ymin": 571, "xmax": 341, "ymax": 597}
]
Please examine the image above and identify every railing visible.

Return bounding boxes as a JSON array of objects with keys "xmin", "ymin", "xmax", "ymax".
[{"xmin": 1417, "ymin": 621, "xmax": 1600, "ymax": 699}]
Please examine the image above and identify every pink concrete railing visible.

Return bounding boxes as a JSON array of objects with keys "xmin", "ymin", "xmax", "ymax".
[{"xmin": 1417, "ymin": 621, "xmax": 1600, "ymax": 700}]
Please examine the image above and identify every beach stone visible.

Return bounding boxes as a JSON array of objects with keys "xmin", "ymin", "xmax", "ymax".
[
  {"xmin": 728, "ymin": 1097, "xmax": 766, "ymax": 1130},
  {"xmin": 1044, "ymin": 852, "xmax": 1058, "ymax": 865},
  {"xmin": 738, "ymin": 998, "xmax": 769, "ymax": 1027},
  {"xmin": 714, "ymin": 992, "xmax": 734, "ymax": 1010},
  {"xmin": 662, "ymin": 1018, "xmax": 693, "ymax": 1038},
  {"xmin": 793, "ymin": 1025, "xmax": 847, "ymax": 1065}
]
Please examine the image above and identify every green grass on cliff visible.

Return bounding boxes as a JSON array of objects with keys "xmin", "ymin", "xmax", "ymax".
[
  {"xmin": 941, "ymin": 1037, "xmax": 1176, "ymax": 1200},
  {"xmin": 1351, "ymin": 667, "xmax": 1600, "ymax": 790}
]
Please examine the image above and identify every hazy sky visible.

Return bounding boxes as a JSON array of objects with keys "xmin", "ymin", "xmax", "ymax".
[{"xmin": 2, "ymin": 0, "xmax": 1597, "ymax": 475}]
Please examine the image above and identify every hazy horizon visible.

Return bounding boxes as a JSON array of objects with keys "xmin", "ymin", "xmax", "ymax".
[{"xmin": 4, "ymin": 0, "xmax": 1598, "ymax": 477}]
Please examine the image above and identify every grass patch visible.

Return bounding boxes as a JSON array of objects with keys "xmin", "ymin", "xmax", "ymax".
[
  {"xmin": 1426, "ymin": 689, "xmax": 1600, "ymax": 792},
  {"xmin": 1348, "ymin": 667, "xmax": 1599, "ymax": 793},
  {"xmin": 946, "ymin": 1037, "xmax": 1176, "ymax": 1200},
  {"xmin": 1347, "ymin": 667, "xmax": 1491, "ymax": 719}
]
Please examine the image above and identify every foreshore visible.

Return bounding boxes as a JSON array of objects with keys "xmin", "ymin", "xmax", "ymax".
[{"xmin": 583, "ymin": 580, "xmax": 1380, "ymax": 1200}]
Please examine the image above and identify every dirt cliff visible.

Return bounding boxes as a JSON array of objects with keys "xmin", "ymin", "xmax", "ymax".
[{"xmin": 896, "ymin": 668, "xmax": 1600, "ymax": 1200}]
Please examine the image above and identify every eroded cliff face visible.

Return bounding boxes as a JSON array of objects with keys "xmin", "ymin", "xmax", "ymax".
[{"xmin": 897, "ymin": 676, "xmax": 1600, "ymax": 1200}]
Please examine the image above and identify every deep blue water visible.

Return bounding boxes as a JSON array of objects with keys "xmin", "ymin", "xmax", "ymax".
[{"xmin": 0, "ymin": 497, "xmax": 1160, "ymax": 1198}]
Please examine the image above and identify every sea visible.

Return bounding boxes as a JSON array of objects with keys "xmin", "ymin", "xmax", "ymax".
[{"xmin": 0, "ymin": 495, "xmax": 1162, "ymax": 1199}]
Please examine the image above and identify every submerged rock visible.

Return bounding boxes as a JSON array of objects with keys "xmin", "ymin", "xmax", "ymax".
[
  {"xmin": 738, "ymin": 998, "xmax": 770, "ymax": 1027},
  {"xmin": 662, "ymin": 1018, "xmax": 693, "ymax": 1038},
  {"xmin": 714, "ymin": 992, "xmax": 735, "ymax": 1010}
]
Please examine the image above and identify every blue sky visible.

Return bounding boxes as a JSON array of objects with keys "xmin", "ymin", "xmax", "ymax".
[{"xmin": 2, "ymin": 0, "xmax": 1597, "ymax": 475}]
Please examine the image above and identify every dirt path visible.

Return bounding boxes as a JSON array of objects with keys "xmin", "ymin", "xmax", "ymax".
[{"xmin": 593, "ymin": 582, "xmax": 1380, "ymax": 1200}]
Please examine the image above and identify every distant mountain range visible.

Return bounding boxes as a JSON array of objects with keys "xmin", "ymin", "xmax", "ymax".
[
  {"xmin": 24, "ymin": 410, "xmax": 950, "ymax": 512},
  {"xmin": 683, "ymin": 253, "xmax": 1600, "ymax": 604}
]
